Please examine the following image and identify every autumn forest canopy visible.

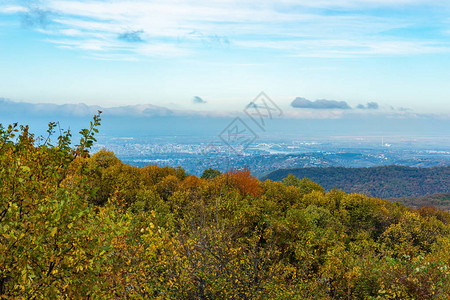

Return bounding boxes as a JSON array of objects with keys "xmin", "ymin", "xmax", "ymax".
[
  {"xmin": 264, "ymin": 166, "xmax": 450, "ymax": 199},
  {"xmin": 2, "ymin": 114, "xmax": 450, "ymax": 299}
]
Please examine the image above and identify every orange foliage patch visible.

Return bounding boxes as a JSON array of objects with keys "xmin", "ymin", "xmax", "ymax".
[
  {"xmin": 181, "ymin": 175, "xmax": 204, "ymax": 190},
  {"xmin": 226, "ymin": 168, "xmax": 263, "ymax": 197}
]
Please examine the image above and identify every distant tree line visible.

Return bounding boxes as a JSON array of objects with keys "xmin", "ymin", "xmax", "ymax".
[
  {"xmin": 263, "ymin": 165, "xmax": 450, "ymax": 198},
  {"xmin": 393, "ymin": 193, "xmax": 450, "ymax": 210}
]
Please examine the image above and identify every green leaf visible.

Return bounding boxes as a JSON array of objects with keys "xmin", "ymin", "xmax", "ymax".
[
  {"xmin": 50, "ymin": 227, "xmax": 58, "ymax": 237},
  {"xmin": 21, "ymin": 166, "xmax": 31, "ymax": 172}
]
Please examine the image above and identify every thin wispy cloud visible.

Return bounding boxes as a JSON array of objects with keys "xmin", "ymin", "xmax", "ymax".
[
  {"xmin": 392, "ymin": 106, "xmax": 412, "ymax": 112},
  {"xmin": 1, "ymin": 0, "xmax": 450, "ymax": 60},
  {"xmin": 21, "ymin": 7, "xmax": 52, "ymax": 28},
  {"xmin": 118, "ymin": 30, "xmax": 144, "ymax": 43},
  {"xmin": 192, "ymin": 96, "xmax": 207, "ymax": 104},
  {"xmin": 357, "ymin": 102, "xmax": 379, "ymax": 109}
]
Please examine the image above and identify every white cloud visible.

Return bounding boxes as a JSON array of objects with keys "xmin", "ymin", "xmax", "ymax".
[
  {"xmin": 2, "ymin": 0, "xmax": 450, "ymax": 60},
  {"xmin": 276, "ymin": 0, "xmax": 450, "ymax": 9},
  {"xmin": 0, "ymin": 5, "xmax": 27, "ymax": 13},
  {"xmin": 237, "ymin": 39, "xmax": 450, "ymax": 57}
]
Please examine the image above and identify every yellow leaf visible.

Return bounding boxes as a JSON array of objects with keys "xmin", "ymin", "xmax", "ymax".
[{"xmin": 50, "ymin": 227, "xmax": 57, "ymax": 237}]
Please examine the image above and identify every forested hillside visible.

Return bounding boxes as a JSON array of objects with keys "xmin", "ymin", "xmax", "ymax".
[
  {"xmin": 2, "ymin": 116, "xmax": 450, "ymax": 299},
  {"xmin": 263, "ymin": 165, "xmax": 450, "ymax": 198},
  {"xmin": 393, "ymin": 193, "xmax": 450, "ymax": 210}
]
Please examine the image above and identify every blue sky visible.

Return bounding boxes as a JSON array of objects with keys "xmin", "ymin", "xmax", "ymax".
[{"xmin": 1, "ymin": 0, "xmax": 450, "ymax": 117}]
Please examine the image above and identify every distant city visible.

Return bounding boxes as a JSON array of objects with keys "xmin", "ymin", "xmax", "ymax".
[{"xmin": 92, "ymin": 135, "xmax": 450, "ymax": 177}]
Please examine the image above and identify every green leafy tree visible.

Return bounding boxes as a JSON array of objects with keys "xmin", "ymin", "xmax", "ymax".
[{"xmin": 201, "ymin": 168, "xmax": 221, "ymax": 180}]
